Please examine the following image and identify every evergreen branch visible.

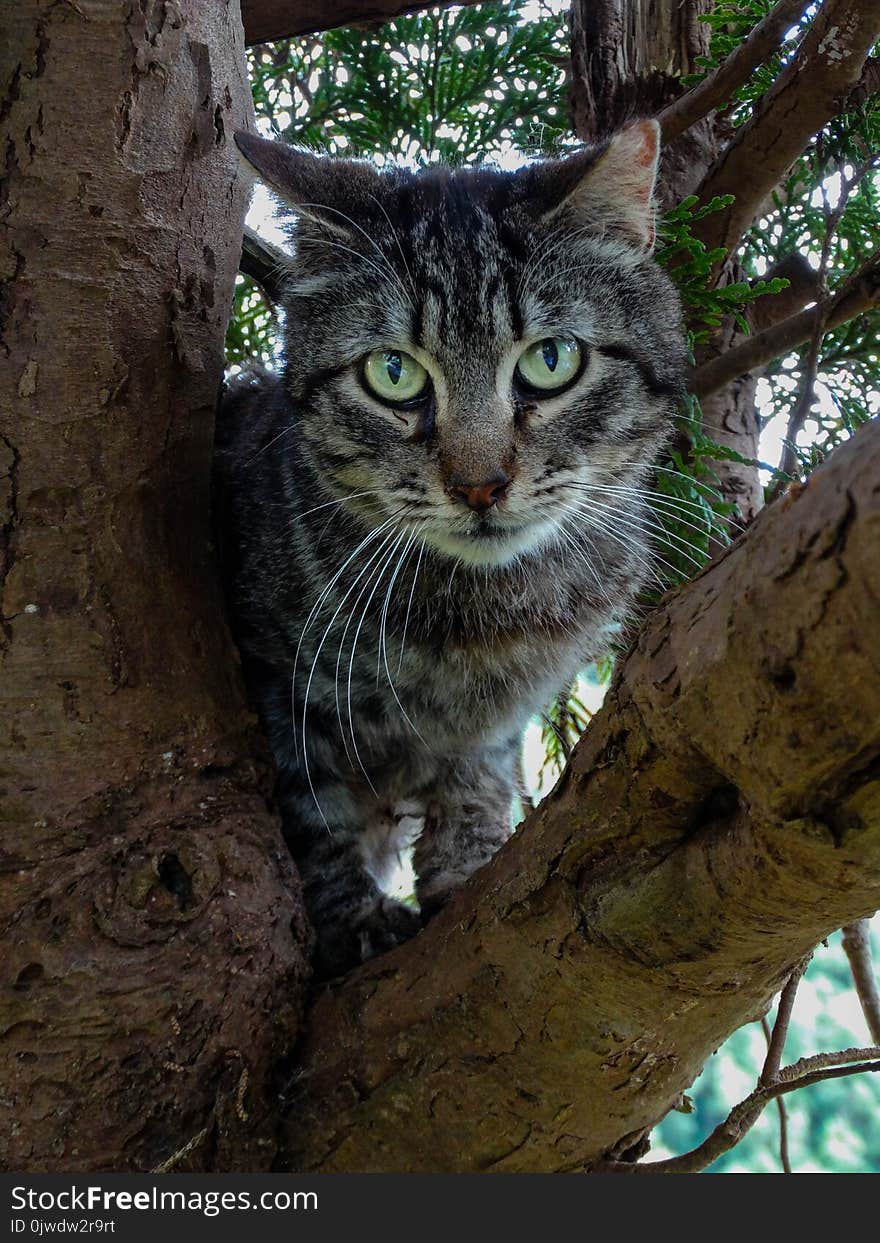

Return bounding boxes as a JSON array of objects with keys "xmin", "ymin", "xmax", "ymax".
[
  {"xmin": 689, "ymin": 250, "xmax": 880, "ymax": 398},
  {"xmin": 657, "ymin": 0, "xmax": 807, "ymax": 142},
  {"xmin": 691, "ymin": 0, "xmax": 880, "ymax": 259}
]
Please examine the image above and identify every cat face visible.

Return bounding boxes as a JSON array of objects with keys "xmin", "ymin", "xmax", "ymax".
[{"xmin": 236, "ymin": 125, "xmax": 685, "ymax": 568}]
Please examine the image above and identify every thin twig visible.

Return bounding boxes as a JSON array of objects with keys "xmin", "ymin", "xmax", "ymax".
[
  {"xmin": 761, "ymin": 953, "xmax": 812, "ymax": 1085},
  {"xmin": 595, "ymin": 1048, "xmax": 880, "ymax": 1173},
  {"xmin": 762, "ymin": 1017, "xmax": 792, "ymax": 1173},
  {"xmin": 688, "ymin": 251, "xmax": 880, "ymax": 399},
  {"xmin": 841, "ymin": 919, "xmax": 880, "ymax": 1045},
  {"xmin": 767, "ymin": 152, "xmax": 878, "ymax": 500}
]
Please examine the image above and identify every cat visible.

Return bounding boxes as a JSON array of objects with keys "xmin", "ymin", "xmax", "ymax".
[{"xmin": 214, "ymin": 120, "xmax": 686, "ymax": 977}]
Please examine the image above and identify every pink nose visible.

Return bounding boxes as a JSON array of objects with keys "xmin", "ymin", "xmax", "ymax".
[{"xmin": 450, "ymin": 472, "xmax": 510, "ymax": 513}]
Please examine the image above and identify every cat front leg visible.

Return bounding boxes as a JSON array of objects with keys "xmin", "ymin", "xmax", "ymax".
[
  {"xmin": 280, "ymin": 776, "xmax": 423, "ymax": 979},
  {"xmin": 413, "ymin": 745, "xmax": 517, "ymax": 918}
]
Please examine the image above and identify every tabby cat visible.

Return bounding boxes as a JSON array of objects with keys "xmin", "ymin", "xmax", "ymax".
[{"xmin": 215, "ymin": 121, "xmax": 686, "ymax": 977}]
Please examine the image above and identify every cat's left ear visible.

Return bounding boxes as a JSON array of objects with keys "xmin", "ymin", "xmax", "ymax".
[
  {"xmin": 523, "ymin": 120, "xmax": 660, "ymax": 252},
  {"xmin": 234, "ymin": 130, "xmax": 382, "ymax": 238}
]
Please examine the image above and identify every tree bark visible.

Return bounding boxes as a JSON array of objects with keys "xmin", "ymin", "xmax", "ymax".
[
  {"xmin": 242, "ymin": 1, "xmax": 481, "ymax": 46},
  {"xmin": 1, "ymin": 0, "xmax": 308, "ymax": 1172},
  {"xmin": 280, "ymin": 415, "xmax": 880, "ymax": 1173}
]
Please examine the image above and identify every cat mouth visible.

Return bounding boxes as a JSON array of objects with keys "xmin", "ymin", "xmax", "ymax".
[
  {"xmin": 467, "ymin": 519, "xmax": 522, "ymax": 540},
  {"xmin": 424, "ymin": 515, "xmax": 554, "ymax": 567}
]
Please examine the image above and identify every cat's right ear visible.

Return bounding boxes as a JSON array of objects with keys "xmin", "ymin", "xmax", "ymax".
[
  {"xmin": 234, "ymin": 131, "xmax": 381, "ymax": 237},
  {"xmin": 519, "ymin": 121, "xmax": 661, "ymax": 252}
]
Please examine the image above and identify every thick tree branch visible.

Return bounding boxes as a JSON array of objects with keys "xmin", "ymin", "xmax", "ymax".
[
  {"xmin": 692, "ymin": 0, "xmax": 880, "ymax": 257},
  {"xmin": 242, "ymin": 0, "xmax": 479, "ymax": 45},
  {"xmin": 749, "ymin": 253, "xmax": 820, "ymax": 331},
  {"xmin": 279, "ymin": 416, "xmax": 880, "ymax": 1173},
  {"xmin": 689, "ymin": 251, "xmax": 880, "ymax": 399},
  {"xmin": 657, "ymin": 0, "xmax": 806, "ymax": 143},
  {"xmin": 239, "ymin": 225, "xmax": 288, "ymax": 302}
]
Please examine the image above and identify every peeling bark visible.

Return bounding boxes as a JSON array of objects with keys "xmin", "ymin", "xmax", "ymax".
[
  {"xmin": 0, "ymin": 1, "xmax": 308, "ymax": 1172},
  {"xmin": 279, "ymin": 416, "xmax": 880, "ymax": 1173}
]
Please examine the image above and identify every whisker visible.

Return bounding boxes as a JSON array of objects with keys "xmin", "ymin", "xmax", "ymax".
[
  {"xmin": 560, "ymin": 481, "xmax": 715, "ymax": 536},
  {"xmin": 561, "ymin": 489, "xmax": 707, "ymax": 569},
  {"xmin": 378, "ymin": 528, "xmax": 432, "ymax": 751},
  {"xmin": 557, "ymin": 500, "xmax": 670, "ymax": 592},
  {"xmin": 345, "ymin": 529, "xmax": 410, "ymax": 785},
  {"xmin": 554, "ymin": 519, "xmax": 615, "ymax": 612},
  {"xmin": 300, "ymin": 524, "xmax": 404, "ymax": 820},
  {"xmin": 291, "ymin": 510, "xmax": 403, "ymax": 764},
  {"xmin": 244, "ymin": 424, "xmax": 294, "ymax": 467},
  {"xmin": 398, "ymin": 536, "xmax": 426, "ymax": 675},
  {"xmin": 562, "ymin": 497, "xmax": 700, "ymax": 582},
  {"xmin": 299, "ymin": 207, "xmax": 414, "ymax": 310},
  {"xmin": 368, "ymin": 192, "xmax": 417, "ymax": 304},
  {"xmin": 296, "ymin": 488, "xmax": 383, "ymax": 521}
]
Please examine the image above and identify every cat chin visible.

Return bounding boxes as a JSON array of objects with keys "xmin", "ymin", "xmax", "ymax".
[{"xmin": 424, "ymin": 520, "xmax": 558, "ymax": 568}]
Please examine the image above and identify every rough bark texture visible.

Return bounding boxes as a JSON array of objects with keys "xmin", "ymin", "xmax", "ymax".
[
  {"xmin": 0, "ymin": 1, "xmax": 309, "ymax": 1172},
  {"xmin": 242, "ymin": 0, "xmax": 481, "ymax": 46},
  {"xmin": 280, "ymin": 415, "xmax": 880, "ymax": 1173}
]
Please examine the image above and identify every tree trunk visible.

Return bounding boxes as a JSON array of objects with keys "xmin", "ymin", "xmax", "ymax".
[
  {"xmin": 1, "ymin": 0, "xmax": 308, "ymax": 1172},
  {"xmin": 279, "ymin": 415, "xmax": 880, "ymax": 1173}
]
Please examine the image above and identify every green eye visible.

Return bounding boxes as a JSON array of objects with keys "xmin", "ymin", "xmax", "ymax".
[
  {"xmin": 363, "ymin": 349, "xmax": 429, "ymax": 404},
  {"xmin": 516, "ymin": 337, "xmax": 583, "ymax": 393}
]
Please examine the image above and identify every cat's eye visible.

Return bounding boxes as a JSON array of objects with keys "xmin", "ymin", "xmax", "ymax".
[
  {"xmin": 515, "ymin": 337, "xmax": 583, "ymax": 394},
  {"xmin": 362, "ymin": 349, "xmax": 430, "ymax": 405}
]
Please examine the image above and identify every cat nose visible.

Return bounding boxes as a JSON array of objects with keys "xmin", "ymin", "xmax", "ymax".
[{"xmin": 450, "ymin": 471, "xmax": 510, "ymax": 512}]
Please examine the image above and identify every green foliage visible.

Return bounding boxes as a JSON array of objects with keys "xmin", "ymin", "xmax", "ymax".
[
  {"xmin": 658, "ymin": 195, "xmax": 790, "ymax": 340},
  {"xmin": 250, "ymin": 2, "xmax": 568, "ymax": 162},
  {"xmin": 225, "ymin": 275, "xmax": 279, "ymax": 369},
  {"xmin": 538, "ymin": 686, "xmax": 594, "ymax": 789}
]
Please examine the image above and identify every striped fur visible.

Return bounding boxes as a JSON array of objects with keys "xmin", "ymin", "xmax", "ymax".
[{"xmin": 215, "ymin": 125, "xmax": 686, "ymax": 976}]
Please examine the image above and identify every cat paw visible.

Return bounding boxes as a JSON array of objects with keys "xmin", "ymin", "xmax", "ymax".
[
  {"xmin": 313, "ymin": 898, "xmax": 423, "ymax": 979},
  {"xmin": 416, "ymin": 868, "xmax": 467, "ymax": 920}
]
